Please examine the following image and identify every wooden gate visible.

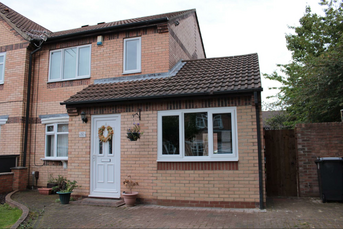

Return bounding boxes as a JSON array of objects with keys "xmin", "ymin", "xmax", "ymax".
[{"xmin": 265, "ymin": 130, "xmax": 297, "ymax": 196}]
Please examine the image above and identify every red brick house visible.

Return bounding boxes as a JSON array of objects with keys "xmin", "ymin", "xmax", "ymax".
[{"xmin": 0, "ymin": 3, "xmax": 265, "ymax": 208}]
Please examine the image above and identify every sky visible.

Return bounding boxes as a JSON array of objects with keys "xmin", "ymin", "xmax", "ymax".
[{"xmin": 2, "ymin": 0, "xmax": 325, "ymax": 109}]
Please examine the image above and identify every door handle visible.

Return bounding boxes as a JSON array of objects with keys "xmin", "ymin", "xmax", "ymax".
[{"xmin": 101, "ymin": 159, "xmax": 111, "ymax": 162}]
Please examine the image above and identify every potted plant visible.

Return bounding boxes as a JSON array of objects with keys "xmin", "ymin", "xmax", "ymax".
[
  {"xmin": 46, "ymin": 174, "xmax": 58, "ymax": 193},
  {"xmin": 127, "ymin": 123, "xmax": 143, "ymax": 141},
  {"xmin": 122, "ymin": 175, "xmax": 139, "ymax": 207},
  {"xmin": 53, "ymin": 177, "xmax": 80, "ymax": 204}
]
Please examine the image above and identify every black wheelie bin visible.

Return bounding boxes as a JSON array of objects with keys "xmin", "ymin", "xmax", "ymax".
[{"xmin": 315, "ymin": 157, "xmax": 343, "ymax": 203}]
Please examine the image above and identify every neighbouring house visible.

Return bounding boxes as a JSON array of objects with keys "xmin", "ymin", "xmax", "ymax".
[{"xmin": 0, "ymin": 3, "xmax": 265, "ymax": 208}]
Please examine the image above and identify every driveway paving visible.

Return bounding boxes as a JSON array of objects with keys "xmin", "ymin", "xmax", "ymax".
[{"xmin": 11, "ymin": 190, "xmax": 343, "ymax": 228}]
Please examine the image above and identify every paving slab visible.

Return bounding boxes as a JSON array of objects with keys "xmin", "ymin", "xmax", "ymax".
[{"xmin": 11, "ymin": 190, "xmax": 343, "ymax": 228}]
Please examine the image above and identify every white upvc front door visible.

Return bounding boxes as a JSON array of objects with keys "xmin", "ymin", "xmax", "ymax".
[{"xmin": 90, "ymin": 114, "xmax": 121, "ymax": 198}]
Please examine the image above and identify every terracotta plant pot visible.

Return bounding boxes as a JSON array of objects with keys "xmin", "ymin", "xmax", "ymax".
[
  {"xmin": 38, "ymin": 188, "xmax": 52, "ymax": 195},
  {"xmin": 122, "ymin": 192, "xmax": 138, "ymax": 207}
]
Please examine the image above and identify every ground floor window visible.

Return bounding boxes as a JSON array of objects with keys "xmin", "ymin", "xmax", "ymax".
[
  {"xmin": 158, "ymin": 107, "xmax": 238, "ymax": 162},
  {"xmin": 45, "ymin": 123, "xmax": 68, "ymax": 160}
]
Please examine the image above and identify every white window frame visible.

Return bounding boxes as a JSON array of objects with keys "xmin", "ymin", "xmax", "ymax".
[
  {"xmin": 158, "ymin": 107, "xmax": 239, "ymax": 162},
  {"xmin": 0, "ymin": 117, "xmax": 8, "ymax": 141},
  {"xmin": 0, "ymin": 52, "xmax": 6, "ymax": 84},
  {"xmin": 48, "ymin": 44, "xmax": 91, "ymax": 82},
  {"xmin": 41, "ymin": 116, "xmax": 69, "ymax": 160},
  {"xmin": 123, "ymin": 37, "xmax": 141, "ymax": 74}
]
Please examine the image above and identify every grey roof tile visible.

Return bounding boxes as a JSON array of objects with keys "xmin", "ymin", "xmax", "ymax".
[
  {"xmin": 63, "ymin": 53, "xmax": 262, "ymax": 105},
  {"xmin": 50, "ymin": 9, "xmax": 195, "ymax": 38},
  {"xmin": 0, "ymin": 2, "xmax": 51, "ymax": 40}
]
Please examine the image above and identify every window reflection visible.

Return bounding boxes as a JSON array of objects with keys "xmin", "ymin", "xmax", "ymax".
[
  {"xmin": 63, "ymin": 48, "xmax": 77, "ymax": 79},
  {"xmin": 99, "ymin": 140, "xmax": 103, "ymax": 155},
  {"xmin": 109, "ymin": 139, "xmax": 113, "ymax": 155},
  {"xmin": 162, "ymin": 116, "xmax": 179, "ymax": 155},
  {"xmin": 213, "ymin": 113, "xmax": 232, "ymax": 154},
  {"xmin": 185, "ymin": 113, "xmax": 208, "ymax": 156}
]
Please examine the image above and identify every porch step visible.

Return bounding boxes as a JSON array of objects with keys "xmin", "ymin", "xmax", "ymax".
[{"xmin": 74, "ymin": 198, "xmax": 125, "ymax": 207}]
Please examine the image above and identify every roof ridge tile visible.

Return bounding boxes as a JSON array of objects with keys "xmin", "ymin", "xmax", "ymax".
[{"xmin": 50, "ymin": 9, "xmax": 195, "ymax": 38}]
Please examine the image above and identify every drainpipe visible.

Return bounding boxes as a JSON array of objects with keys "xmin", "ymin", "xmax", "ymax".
[
  {"xmin": 22, "ymin": 41, "xmax": 43, "ymax": 167},
  {"xmin": 254, "ymin": 91, "xmax": 264, "ymax": 209}
]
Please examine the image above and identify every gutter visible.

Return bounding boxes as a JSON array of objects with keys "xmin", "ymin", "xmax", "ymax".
[
  {"xmin": 60, "ymin": 88, "xmax": 263, "ymax": 106},
  {"xmin": 254, "ymin": 91, "xmax": 264, "ymax": 209},
  {"xmin": 22, "ymin": 41, "xmax": 43, "ymax": 167},
  {"xmin": 47, "ymin": 17, "xmax": 169, "ymax": 42}
]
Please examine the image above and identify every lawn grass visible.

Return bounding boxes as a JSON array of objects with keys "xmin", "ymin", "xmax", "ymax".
[{"xmin": 0, "ymin": 204, "xmax": 22, "ymax": 228}]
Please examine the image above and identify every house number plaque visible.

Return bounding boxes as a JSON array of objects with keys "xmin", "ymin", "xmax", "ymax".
[{"xmin": 79, "ymin": 132, "xmax": 86, "ymax": 138}]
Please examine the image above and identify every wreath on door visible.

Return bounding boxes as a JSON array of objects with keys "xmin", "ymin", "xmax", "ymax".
[{"xmin": 98, "ymin": 125, "xmax": 114, "ymax": 142}]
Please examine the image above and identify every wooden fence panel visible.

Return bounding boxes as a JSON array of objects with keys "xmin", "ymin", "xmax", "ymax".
[{"xmin": 265, "ymin": 130, "xmax": 297, "ymax": 196}]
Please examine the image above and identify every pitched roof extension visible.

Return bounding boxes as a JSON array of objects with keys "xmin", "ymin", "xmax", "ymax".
[
  {"xmin": 0, "ymin": 2, "xmax": 51, "ymax": 40},
  {"xmin": 62, "ymin": 53, "xmax": 262, "ymax": 106}
]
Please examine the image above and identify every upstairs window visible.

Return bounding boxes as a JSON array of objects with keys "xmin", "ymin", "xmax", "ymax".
[
  {"xmin": 49, "ymin": 45, "xmax": 91, "ymax": 82},
  {"xmin": 123, "ymin": 37, "xmax": 141, "ymax": 74},
  {"xmin": 158, "ymin": 107, "xmax": 239, "ymax": 162},
  {"xmin": 0, "ymin": 52, "xmax": 6, "ymax": 84}
]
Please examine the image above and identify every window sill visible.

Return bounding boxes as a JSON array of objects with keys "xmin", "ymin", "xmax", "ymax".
[
  {"xmin": 157, "ymin": 161, "xmax": 239, "ymax": 170},
  {"xmin": 122, "ymin": 70, "xmax": 141, "ymax": 75},
  {"xmin": 48, "ymin": 76, "xmax": 90, "ymax": 83},
  {"xmin": 157, "ymin": 158, "xmax": 238, "ymax": 162},
  {"xmin": 41, "ymin": 158, "xmax": 68, "ymax": 168},
  {"xmin": 41, "ymin": 158, "xmax": 68, "ymax": 161}
]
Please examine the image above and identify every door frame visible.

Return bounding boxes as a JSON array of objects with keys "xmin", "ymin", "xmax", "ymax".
[{"xmin": 90, "ymin": 114, "xmax": 121, "ymax": 198}]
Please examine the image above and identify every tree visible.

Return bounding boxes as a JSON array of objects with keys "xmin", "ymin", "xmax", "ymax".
[{"xmin": 265, "ymin": 0, "xmax": 343, "ymax": 127}]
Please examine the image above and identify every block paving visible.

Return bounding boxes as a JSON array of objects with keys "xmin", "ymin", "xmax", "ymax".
[{"xmin": 11, "ymin": 190, "xmax": 343, "ymax": 228}]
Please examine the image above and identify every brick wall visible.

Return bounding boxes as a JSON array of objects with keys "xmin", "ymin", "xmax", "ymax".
[
  {"xmin": 29, "ymin": 163, "xmax": 68, "ymax": 188},
  {"xmin": 26, "ymin": 22, "xmax": 206, "ymax": 187},
  {"xmin": 296, "ymin": 122, "xmax": 343, "ymax": 197},
  {"xmin": 0, "ymin": 167, "xmax": 29, "ymax": 193},
  {"xmin": 0, "ymin": 20, "xmax": 25, "ymax": 45},
  {"xmin": 67, "ymin": 95, "xmax": 263, "ymax": 208},
  {"xmin": 169, "ymin": 12, "xmax": 205, "ymax": 68},
  {"xmin": 26, "ymin": 26, "xmax": 172, "ymax": 187},
  {"xmin": 0, "ymin": 20, "xmax": 29, "ymax": 159},
  {"xmin": 35, "ymin": 27, "xmax": 170, "ymax": 91},
  {"xmin": 0, "ymin": 172, "xmax": 13, "ymax": 193},
  {"xmin": 11, "ymin": 167, "xmax": 28, "ymax": 191},
  {"xmin": 66, "ymin": 114, "xmax": 91, "ymax": 193}
]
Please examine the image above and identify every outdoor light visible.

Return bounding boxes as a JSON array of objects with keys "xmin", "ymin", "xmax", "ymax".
[
  {"xmin": 81, "ymin": 111, "xmax": 88, "ymax": 123},
  {"xmin": 132, "ymin": 108, "xmax": 141, "ymax": 121}
]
